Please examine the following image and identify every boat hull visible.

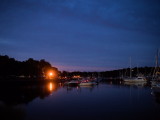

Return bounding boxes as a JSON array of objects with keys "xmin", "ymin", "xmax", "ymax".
[
  {"xmin": 79, "ymin": 82, "xmax": 96, "ymax": 86},
  {"xmin": 123, "ymin": 77, "xmax": 146, "ymax": 82}
]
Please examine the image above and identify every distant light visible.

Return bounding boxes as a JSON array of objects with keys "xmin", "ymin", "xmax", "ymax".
[
  {"xmin": 49, "ymin": 72, "xmax": 53, "ymax": 76},
  {"xmin": 46, "ymin": 70, "xmax": 56, "ymax": 79},
  {"xmin": 73, "ymin": 75, "xmax": 81, "ymax": 79}
]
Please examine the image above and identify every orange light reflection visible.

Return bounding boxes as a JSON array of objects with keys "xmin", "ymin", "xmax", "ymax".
[{"xmin": 49, "ymin": 82, "xmax": 53, "ymax": 91}]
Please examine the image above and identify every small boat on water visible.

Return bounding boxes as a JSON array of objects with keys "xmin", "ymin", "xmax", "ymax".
[
  {"xmin": 123, "ymin": 76, "xmax": 147, "ymax": 82},
  {"xmin": 79, "ymin": 81, "xmax": 97, "ymax": 86},
  {"xmin": 64, "ymin": 80, "xmax": 80, "ymax": 86},
  {"xmin": 123, "ymin": 57, "xmax": 147, "ymax": 83},
  {"xmin": 79, "ymin": 79, "xmax": 97, "ymax": 86},
  {"xmin": 124, "ymin": 81, "xmax": 146, "ymax": 86}
]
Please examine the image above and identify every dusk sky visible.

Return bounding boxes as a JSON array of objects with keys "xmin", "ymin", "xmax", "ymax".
[{"xmin": 0, "ymin": 0, "xmax": 160, "ymax": 71}]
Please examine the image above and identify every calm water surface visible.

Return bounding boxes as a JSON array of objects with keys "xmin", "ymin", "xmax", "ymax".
[{"xmin": 0, "ymin": 81, "xmax": 160, "ymax": 120}]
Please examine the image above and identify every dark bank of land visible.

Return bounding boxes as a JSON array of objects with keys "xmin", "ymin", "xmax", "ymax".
[
  {"xmin": 0, "ymin": 55, "xmax": 59, "ymax": 82},
  {"xmin": 0, "ymin": 55, "xmax": 154, "ymax": 82}
]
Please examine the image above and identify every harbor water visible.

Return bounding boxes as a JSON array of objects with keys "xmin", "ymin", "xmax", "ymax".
[{"xmin": 0, "ymin": 81, "xmax": 160, "ymax": 120}]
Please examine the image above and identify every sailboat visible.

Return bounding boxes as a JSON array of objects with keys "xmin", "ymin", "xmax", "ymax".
[
  {"xmin": 123, "ymin": 58, "xmax": 146, "ymax": 83},
  {"xmin": 152, "ymin": 49, "xmax": 160, "ymax": 81},
  {"xmin": 123, "ymin": 76, "xmax": 146, "ymax": 82},
  {"xmin": 151, "ymin": 49, "xmax": 160, "ymax": 87}
]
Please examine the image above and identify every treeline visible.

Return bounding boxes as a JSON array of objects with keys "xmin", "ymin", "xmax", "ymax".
[
  {"xmin": 0, "ymin": 55, "xmax": 58, "ymax": 79},
  {"xmin": 61, "ymin": 67, "xmax": 154, "ymax": 79},
  {"xmin": 100, "ymin": 67, "xmax": 154, "ymax": 78},
  {"xmin": 0, "ymin": 55, "xmax": 155, "ymax": 80}
]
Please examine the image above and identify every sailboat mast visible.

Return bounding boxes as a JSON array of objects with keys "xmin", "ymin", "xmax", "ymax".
[
  {"xmin": 156, "ymin": 49, "xmax": 159, "ymax": 76},
  {"xmin": 130, "ymin": 57, "xmax": 132, "ymax": 78},
  {"xmin": 156, "ymin": 49, "xmax": 159, "ymax": 68},
  {"xmin": 153, "ymin": 49, "xmax": 159, "ymax": 79}
]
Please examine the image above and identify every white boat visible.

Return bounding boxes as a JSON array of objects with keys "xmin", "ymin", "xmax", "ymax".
[
  {"xmin": 64, "ymin": 80, "xmax": 80, "ymax": 86},
  {"xmin": 124, "ymin": 80, "xmax": 146, "ymax": 86},
  {"xmin": 79, "ymin": 81, "xmax": 96, "ymax": 86},
  {"xmin": 123, "ymin": 57, "xmax": 146, "ymax": 83},
  {"xmin": 79, "ymin": 79, "xmax": 97, "ymax": 86},
  {"xmin": 123, "ymin": 76, "xmax": 146, "ymax": 82}
]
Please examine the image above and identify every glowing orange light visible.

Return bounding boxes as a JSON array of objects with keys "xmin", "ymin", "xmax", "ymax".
[
  {"xmin": 47, "ymin": 71, "xmax": 54, "ymax": 79},
  {"xmin": 49, "ymin": 72, "xmax": 53, "ymax": 76},
  {"xmin": 45, "ymin": 69, "xmax": 57, "ymax": 80}
]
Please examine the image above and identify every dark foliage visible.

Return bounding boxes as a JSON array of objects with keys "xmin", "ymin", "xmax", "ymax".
[
  {"xmin": 60, "ymin": 67, "xmax": 154, "ymax": 78},
  {"xmin": 0, "ymin": 55, "xmax": 58, "ymax": 78}
]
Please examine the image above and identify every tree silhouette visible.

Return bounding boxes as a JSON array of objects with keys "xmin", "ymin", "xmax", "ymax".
[{"xmin": 0, "ymin": 55, "xmax": 59, "ymax": 80}]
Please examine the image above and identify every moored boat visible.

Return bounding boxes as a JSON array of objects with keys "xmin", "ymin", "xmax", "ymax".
[
  {"xmin": 64, "ymin": 80, "xmax": 80, "ymax": 86},
  {"xmin": 151, "ymin": 49, "xmax": 160, "ymax": 86},
  {"xmin": 123, "ymin": 76, "xmax": 146, "ymax": 82},
  {"xmin": 79, "ymin": 79, "xmax": 97, "ymax": 86}
]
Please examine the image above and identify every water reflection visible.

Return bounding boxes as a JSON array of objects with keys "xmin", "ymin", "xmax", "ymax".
[
  {"xmin": 48, "ymin": 82, "xmax": 57, "ymax": 93},
  {"xmin": 123, "ymin": 81, "xmax": 147, "ymax": 87},
  {"xmin": 79, "ymin": 85, "xmax": 98, "ymax": 92},
  {"xmin": 152, "ymin": 92, "xmax": 160, "ymax": 104},
  {"xmin": 0, "ymin": 81, "xmax": 59, "ymax": 105},
  {"xmin": 0, "ymin": 80, "xmax": 160, "ymax": 120},
  {"xmin": 0, "ymin": 80, "xmax": 153, "ymax": 106},
  {"xmin": 0, "ymin": 81, "xmax": 60, "ymax": 120},
  {"xmin": 151, "ymin": 86, "xmax": 160, "ymax": 104},
  {"xmin": 0, "ymin": 102, "xmax": 26, "ymax": 120},
  {"xmin": 63, "ymin": 82, "xmax": 98, "ymax": 93}
]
